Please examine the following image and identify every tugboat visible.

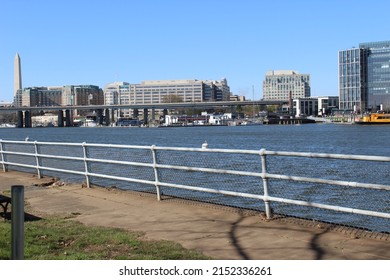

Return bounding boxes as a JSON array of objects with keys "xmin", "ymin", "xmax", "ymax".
[{"xmin": 355, "ymin": 112, "xmax": 390, "ymax": 124}]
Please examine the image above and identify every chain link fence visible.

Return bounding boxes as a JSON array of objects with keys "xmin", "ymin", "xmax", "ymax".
[{"xmin": 1, "ymin": 140, "xmax": 389, "ymax": 234}]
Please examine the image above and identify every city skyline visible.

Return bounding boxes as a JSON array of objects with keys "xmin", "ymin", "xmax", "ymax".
[{"xmin": 1, "ymin": 0, "xmax": 390, "ymax": 102}]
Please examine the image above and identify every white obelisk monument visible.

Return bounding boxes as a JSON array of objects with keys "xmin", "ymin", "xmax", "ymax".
[{"xmin": 14, "ymin": 53, "xmax": 22, "ymax": 98}]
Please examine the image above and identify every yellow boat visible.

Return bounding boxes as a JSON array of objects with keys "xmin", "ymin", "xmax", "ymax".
[{"xmin": 356, "ymin": 112, "xmax": 390, "ymax": 124}]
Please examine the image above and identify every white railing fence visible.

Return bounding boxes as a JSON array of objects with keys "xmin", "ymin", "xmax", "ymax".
[{"xmin": 1, "ymin": 139, "xmax": 389, "ymax": 233}]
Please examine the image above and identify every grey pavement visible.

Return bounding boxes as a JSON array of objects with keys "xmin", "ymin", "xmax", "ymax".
[{"xmin": 1, "ymin": 171, "xmax": 389, "ymax": 260}]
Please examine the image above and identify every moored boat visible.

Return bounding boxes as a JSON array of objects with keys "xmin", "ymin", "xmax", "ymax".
[{"xmin": 355, "ymin": 112, "xmax": 390, "ymax": 124}]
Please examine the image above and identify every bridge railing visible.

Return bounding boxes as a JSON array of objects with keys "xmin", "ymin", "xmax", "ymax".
[{"xmin": 0, "ymin": 139, "xmax": 389, "ymax": 233}]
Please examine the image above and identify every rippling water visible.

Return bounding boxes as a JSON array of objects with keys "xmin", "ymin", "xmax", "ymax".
[
  {"xmin": 0, "ymin": 124, "xmax": 390, "ymax": 155},
  {"xmin": 1, "ymin": 124, "xmax": 389, "ymax": 232},
  {"xmin": 2, "ymin": 123, "xmax": 390, "ymax": 155}
]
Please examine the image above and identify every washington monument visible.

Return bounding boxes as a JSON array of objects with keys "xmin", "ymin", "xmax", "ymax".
[{"xmin": 14, "ymin": 52, "xmax": 22, "ymax": 97}]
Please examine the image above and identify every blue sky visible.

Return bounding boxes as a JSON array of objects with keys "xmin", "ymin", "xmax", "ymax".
[{"xmin": 0, "ymin": 0, "xmax": 389, "ymax": 102}]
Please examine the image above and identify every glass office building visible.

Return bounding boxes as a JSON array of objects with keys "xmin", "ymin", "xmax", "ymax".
[
  {"xmin": 361, "ymin": 41, "xmax": 390, "ymax": 110},
  {"xmin": 338, "ymin": 48, "xmax": 368, "ymax": 111},
  {"xmin": 339, "ymin": 41, "xmax": 390, "ymax": 112}
]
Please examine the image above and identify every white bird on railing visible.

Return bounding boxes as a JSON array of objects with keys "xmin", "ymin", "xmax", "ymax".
[
  {"xmin": 25, "ymin": 137, "xmax": 29, "ymax": 141},
  {"xmin": 202, "ymin": 141, "xmax": 208, "ymax": 149}
]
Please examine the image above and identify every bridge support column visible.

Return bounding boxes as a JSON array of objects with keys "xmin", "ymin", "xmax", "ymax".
[
  {"xmin": 132, "ymin": 109, "xmax": 139, "ymax": 119},
  {"xmin": 111, "ymin": 109, "xmax": 115, "ymax": 123},
  {"xmin": 17, "ymin": 111, "xmax": 24, "ymax": 128},
  {"xmin": 57, "ymin": 110, "xmax": 64, "ymax": 127},
  {"xmin": 65, "ymin": 110, "xmax": 72, "ymax": 127},
  {"xmin": 24, "ymin": 111, "xmax": 32, "ymax": 128},
  {"xmin": 96, "ymin": 109, "xmax": 103, "ymax": 125},
  {"xmin": 143, "ymin": 108, "xmax": 148, "ymax": 125},
  {"xmin": 151, "ymin": 108, "xmax": 155, "ymax": 126},
  {"xmin": 105, "ymin": 108, "xmax": 110, "ymax": 126}
]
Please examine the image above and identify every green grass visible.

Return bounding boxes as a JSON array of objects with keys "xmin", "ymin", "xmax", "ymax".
[{"xmin": 0, "ymin": 216, "xmax": 210, "ymax": 260}]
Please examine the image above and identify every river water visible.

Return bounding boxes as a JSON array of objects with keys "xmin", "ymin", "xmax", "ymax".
[
  {"xmin": 0, "ymin": 124, "xmax": 389, "ymax": 232},
  {"xmin": 1, "ymin": 123, "xmax": 390, "ymax": 155}
]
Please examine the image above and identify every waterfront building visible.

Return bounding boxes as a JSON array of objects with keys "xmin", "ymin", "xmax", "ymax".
[
  {"xmin": 293, "ymin": 98, "xmax": 317, "ymax": 117},
  {"xmin": 132, "ymin": 79, "xmax": 204, "ymax": 103},
  {"xmin": 104, "ymin": 82, "xmax": 130, "ymax": 105},
  {"xmin": 103, "ymin": 78, "xmax": 231, "ymax": 120},
  {"xmin": 14, "ymin": 89, "xmax": 23, "ymax": 107},
  {"xmin": 338, "ymin": 40, "xmax": 390, "ymax": 112},
  {"xmin": 104, "ymin": 82, "xmax": 131, "ymax": 117},
  {"xmin": 262, "ymin": 70, "xmax": 311, "ymax": 101},
  {"xmin": 62, "ymin": 85, "xmax": 104, "ymax": 106},
  {"xmin": 163, "ymin": 112, "xmax": 232, "ymax": 126},
  {"xmin": 293, "ymin": 96, "xmax": 339, "ymax": 117},
  {"xmin": 19, "ymin": 85, "xmax": 103, "ymax": 108},
  {"xmin": 203, "ymin": 79, "xmax": 231, "ymax": 101},
  {"xmin": 104, "ymin": 78, "xmax": 231, "ymax": 105},
  {"xmin": 317, "ymin": 96, "xmax": 339, "ymax": 116},
  {"xmin": 230, "ymin": 95, "xmax": 246, "ymax": 101},
  {"xmin": 338, "ymin": 48, "xmax": 369, "ymax": 112},
  {"xmin": 21, "ymin": 87, "xmax": 62, "ymax": 107}
]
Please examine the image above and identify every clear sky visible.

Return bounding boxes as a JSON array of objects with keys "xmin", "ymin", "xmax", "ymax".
[{"xmin": 0, "ymin": 0, "xmax": 389, "ymax": 102}]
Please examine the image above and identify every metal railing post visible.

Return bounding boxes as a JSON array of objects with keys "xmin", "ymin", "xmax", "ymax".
[
  {"xmin": 260, "ymin": 149, "xmax": 272, "ymax": 219},
  {"xmin": 82, "ymin": 142, "xmax": 90, "ymax": 188},
  {"xmin": 33, "ymin": 141, "xmax": 42, "ymax": 178},
  {"xmin": 151, "ymin": 145, "xmax": 162, "ymax": 201},
  {"xmin": 0, "ymin": 139, "xmax": 8, "ymax": 172},
  {"xmin": 11, "ymin": 185, "xmax": 24, "ymax": 260}
]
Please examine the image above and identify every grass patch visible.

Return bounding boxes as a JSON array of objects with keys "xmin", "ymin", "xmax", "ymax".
[{"xmin": 0, "ymin": 216, "xmax": 210, "ymax": 260}]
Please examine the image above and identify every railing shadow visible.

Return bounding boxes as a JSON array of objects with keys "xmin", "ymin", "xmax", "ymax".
[
  {"xmin": 227, "ymin": 212, "xmax": 332, "ymax": 260},
  {"xmin": 228, "ymin": 214, "xmax": 250, "ymax": 259}
]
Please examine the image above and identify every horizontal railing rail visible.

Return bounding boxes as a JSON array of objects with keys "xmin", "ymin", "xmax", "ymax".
[{"xmin": 1, "ymin": 139, "xmax": 389, "ymax": 233}]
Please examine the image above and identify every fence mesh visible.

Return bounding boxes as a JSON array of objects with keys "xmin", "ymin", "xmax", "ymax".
[{"xmin": 1, "ymin": 141, "xmax": 389, "ymax": 233}]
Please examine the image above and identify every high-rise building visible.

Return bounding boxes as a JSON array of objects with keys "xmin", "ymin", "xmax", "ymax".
[
  {"xmin": 262, "ymin": 70, "xmax": 310, "ymax": 101},
  {"xmin": 338, "ymin": 40, "xmax": 390, "ymax": 112}
]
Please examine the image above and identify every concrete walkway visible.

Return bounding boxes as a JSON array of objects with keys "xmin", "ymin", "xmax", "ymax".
[{"xmin": 1, "ymin": 171, "xmax": 389, "ymax": 260}]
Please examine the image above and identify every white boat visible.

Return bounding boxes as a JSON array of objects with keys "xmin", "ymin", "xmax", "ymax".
[
  {"xmin": 81, "ymin": 119, "xmax": 98, "ymax": 127},
  {"xmin": 0, "ymin": 123, "xmax": 16, "ymax": 128}
]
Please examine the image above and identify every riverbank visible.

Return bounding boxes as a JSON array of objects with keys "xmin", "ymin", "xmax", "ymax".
[{"xmin": 0, "ymin": 171, "xmax": 389, "ymax": 260}]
